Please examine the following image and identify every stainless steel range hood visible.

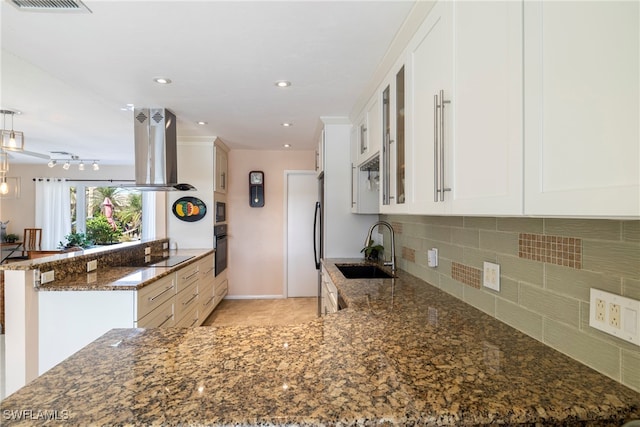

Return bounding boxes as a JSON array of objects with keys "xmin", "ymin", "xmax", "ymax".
[{"xmin": 132, "ymin": 108, "xmax": 196, "ymax": 191}]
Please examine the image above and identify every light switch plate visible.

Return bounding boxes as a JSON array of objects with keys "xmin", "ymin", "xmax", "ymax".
[
  {"xmin": 483, "ymin": 262, "xmax": 500, "ymax": 292},
  {"xmin": 145, "ymin": 247, "xmax": 151, "ymax": 255},
  {"xmin": 589, "ymin": 288, "xmax": 640, "ymax": 346},
  {"xmin": 87, "ymin": 260, "xmax": 97, "ymax": 272}
]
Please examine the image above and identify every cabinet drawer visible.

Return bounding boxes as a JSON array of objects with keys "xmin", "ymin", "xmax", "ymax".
[
  {"xmin": 137, "ymin": 297, "xmax": 174, "ymax": 328},
  {"xmin": 198, "ymin": 254, "xmax": 215, "ymax": 279},
  {"xmin": 176, "ymin": 263, "xmax": 199, "ymax": 293},
  {"xmin": 215, "ymin": 278, "xmax": 228, "ymax": 301},
  {"xmin": 200, "ymin": 279, "xmax": 215, "ymax": 317},
  {"xmin": 175, "ymin": 304, "xmax": 199, "ymax": 328},
  {"xmin": 137, "ymin": 274, "xmax": 176, "ymax": 320},
  {"xmin": 175, "ymin": 280, "xmax": 199, "ymax": 323}
]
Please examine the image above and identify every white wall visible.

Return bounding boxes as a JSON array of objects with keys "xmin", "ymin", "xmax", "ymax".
[
  {"xmin": 227, "ymin": 150, "xmax": 315, "ymax": 298},
  {"xmin": 166, "ymin": 138, "xmax": 215, "ymax": 250}
]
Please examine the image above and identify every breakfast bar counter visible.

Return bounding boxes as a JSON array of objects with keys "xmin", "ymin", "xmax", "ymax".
[{"xmin": 1, "ymin": 259, "xmax": 639, "ymax": 426}]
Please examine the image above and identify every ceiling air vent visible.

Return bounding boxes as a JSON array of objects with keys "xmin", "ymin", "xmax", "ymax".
[{"xmin": 8, "ymin": 0, "xmax": 92, "ymax": 13}]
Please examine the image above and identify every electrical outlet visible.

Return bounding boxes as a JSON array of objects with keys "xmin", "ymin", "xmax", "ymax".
[
  {"xmin": 87, "ymin": 260, "xmax": 97, "ymax": 272},
  {"xmin": 590, "ymin": 288, "xmax": 640, "ymax": 346},
  {"xmin": 162, "ymin": 242, "xmax": 168, "ymax": 250},
  {"xmin": 41, "ymin": 270, "xmax": 55, "ymax": 284},
  {"xmin": 595, "ymin": 298, "xmax": 606, "ymax": 322},
  {"xmin": 483, "ymin": 262, "xmax": 500, "ymax": 292},
  {"xmin": 609, "ymin": 303, "xmax": 621, "ymax": 329}
]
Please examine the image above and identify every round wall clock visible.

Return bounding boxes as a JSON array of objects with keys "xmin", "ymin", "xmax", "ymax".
[{"xmin": 172, "ymin": 196, "xmax": 207, "ymax": 222}]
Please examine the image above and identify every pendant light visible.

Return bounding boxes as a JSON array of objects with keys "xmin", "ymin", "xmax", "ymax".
[
  {"xmin": 0, "ymin": 110, "xmax": 25, "ymax": 152},
  {"xmin": 0, "ymin": 173, "xmax": 9, "ymax": 195},
  {"xmin": 0, "ymin": 150, "xmax": 8, "ymax": 173}
]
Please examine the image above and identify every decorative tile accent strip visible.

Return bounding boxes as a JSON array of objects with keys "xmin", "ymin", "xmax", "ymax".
[
  {"xmin": 402, "ymin": 246, "xmax": 415, "ymax": 262},
  {"xmin": 451, "ymin": 262, "xmax": 482, "ymax": 289},
  {"xmin": 519, "ymin": 233, "xmax": 582, "ymax": 269},
  {"xmin": 391, "ymin": 222, "xmax": 403, "ymax": 234}
]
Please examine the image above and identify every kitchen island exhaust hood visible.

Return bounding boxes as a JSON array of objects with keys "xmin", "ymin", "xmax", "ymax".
[{"xmin": 132, "ymin": 108, "xmax": 195, "ymax": 191}]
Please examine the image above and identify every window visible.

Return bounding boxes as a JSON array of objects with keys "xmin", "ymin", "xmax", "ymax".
[{"xmin": 70, "ymin": 185, "xmax": 145, "ymax": 243}]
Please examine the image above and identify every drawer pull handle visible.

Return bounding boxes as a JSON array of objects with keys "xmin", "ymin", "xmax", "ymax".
[
  {"xmin": 149, "ymin": 284, "xmax": 174, "ymax": 302},
  {"xmin": 182, "ymin": 293, "xmax": 198, "ymax": 306},
  {"xmin": 189, "ymin": 317, "xmax": 199, "ymax": 327},
  {"xmin": 183, "ymin": 271, "xmax": 199, "ymax": 281},
  {"xmin": 159, "ymin": 314, "xmax": 173, "ymax": 327},
  {"xmin": 204, "ymin": 296, "xmax": 215, "ymax": 306}
]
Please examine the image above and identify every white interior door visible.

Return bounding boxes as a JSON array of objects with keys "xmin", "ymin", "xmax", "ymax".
[{"xmin": 286, "ymin": 171, "xmax": 317, "ymax": 297}]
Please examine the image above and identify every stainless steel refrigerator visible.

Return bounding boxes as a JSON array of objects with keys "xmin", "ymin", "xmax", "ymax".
[{"xmin": 313, "ymin": 121, "xmax": 377, "ymax": 316}]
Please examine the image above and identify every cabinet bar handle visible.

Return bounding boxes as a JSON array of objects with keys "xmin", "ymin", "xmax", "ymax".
[
  {"xmin": 149, "ymin": 284, "xmax": 175, "ymax": 302},
  {"xmin": 439, "ymin": 89, "xmax": 451, "ymax": 201},
  {"xmin": 204, "ymin": 296, "xmax": 215, "ymax": 306},
  {"xmin": 189, "ymin": 317, "xmax": 199, "ymax": 327},
  {"xmin": 182, "ymin": 293, "xmax": 198, "ymax": 306},
  {"xmin": 434, "ymin": 94, "xmax": 439, "ymax": 202},
  {"xmin": 351, "ymin": 163, "xmax": 356, "ymax": 207},
  {"xmin": 159, "ymin": 314, "xmax": 174, "ymax": 327},
  {"xmin": 182, "ymin": 270, "xmax": 199, "ymax": 281}
]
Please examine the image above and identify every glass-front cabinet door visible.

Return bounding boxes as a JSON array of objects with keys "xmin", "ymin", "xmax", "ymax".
[{"xmin": 380, "ymin": 64, "xmax": 406, "ymax": 213}]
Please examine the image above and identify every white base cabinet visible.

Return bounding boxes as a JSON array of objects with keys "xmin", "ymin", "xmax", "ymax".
[
  {"xmin": 523, "ymin": 1, "xmax": 639, "ymax": 217},
  {"xmin": 320, "ymin": 266, "xmax": 338, "ymax": 316}
]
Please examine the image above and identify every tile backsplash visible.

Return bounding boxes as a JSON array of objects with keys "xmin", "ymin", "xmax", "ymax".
[{"xmin": 381, "ymin": 215, "xmax": 640, "ymax": 392}]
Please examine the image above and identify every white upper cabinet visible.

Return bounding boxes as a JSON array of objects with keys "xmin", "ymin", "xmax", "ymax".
[
  {"xmin": 380, "ymin": 61, "xmax": 407, "ymax": 214},
  {"xmin": 407, "ymin": 0, "xmax": 523, "ymax": 215},
  {"xmin": 357, "ymin": 93, "xmax": 382, "ymax": 166},
  {"xmin": 214, "ymin": 142, "xmax": 228, "ymax": 194},
  {"xmin": 448, "ymin": 0, "xmax": 523, "ymax": 215},
  {"xmin": 407, "ymin": 0, "xmax": 453, "ymax": 215},
  {"xmin": 524, "ymin": 1, "xmax": 639, "ymax": 217}
]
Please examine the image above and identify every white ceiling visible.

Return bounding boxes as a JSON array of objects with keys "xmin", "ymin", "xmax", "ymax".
[{"xmin": 0, "ymin": 0, "xmax": 415, "ymax": 166}]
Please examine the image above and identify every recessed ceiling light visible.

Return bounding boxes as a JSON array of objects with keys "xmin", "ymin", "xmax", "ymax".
[
  {"xmin": 197, "ymin": 121, "xmax": 208, "ymax": 125},
  {"xmin": 283, "ymin": 144, "xmax": 292, "ymax": 148},
  {"xmin": 281, "ymin": 122, "xmax": 293, "ymax": 127},
  {"xmin": 153, "ymin": 77, "xmax": 172, "ymax": 84},
  {"xmin": 275, "ymin": 80, "xmax": 291, "ymax": 88}
]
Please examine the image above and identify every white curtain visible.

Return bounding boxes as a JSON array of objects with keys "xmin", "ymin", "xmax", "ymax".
[{"xmin": 35, "ymin": 178, "xmax": 72, "ymax": 250}]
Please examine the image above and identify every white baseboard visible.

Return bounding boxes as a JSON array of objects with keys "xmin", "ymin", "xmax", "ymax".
[{"xmin": 224, "ymin": 295, "xmax": 285, "ymax": 300}]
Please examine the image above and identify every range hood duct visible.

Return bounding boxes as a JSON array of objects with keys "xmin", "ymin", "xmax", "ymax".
[{"xmin": 133, "ymin": 108, "xmax": 196, "ymax": 191}]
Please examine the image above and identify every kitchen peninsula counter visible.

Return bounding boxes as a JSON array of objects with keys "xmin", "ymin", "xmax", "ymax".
[
  {"xmin": 1, "ymin": 259, "xmax": 639, "ymax": 426},
  {"xmin": 35, "ymin": 249, "xmax": 213, "ymax": 292}
]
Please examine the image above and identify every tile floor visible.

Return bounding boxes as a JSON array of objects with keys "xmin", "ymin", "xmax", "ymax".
[{"xmin": 201, "ymin": 297, "xmax": 318, "ymax": 327}]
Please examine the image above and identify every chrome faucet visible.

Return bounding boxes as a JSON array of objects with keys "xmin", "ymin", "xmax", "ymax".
[{"xmin": 364, "ymin": 221, "xmax": 396, "ymax": 276}]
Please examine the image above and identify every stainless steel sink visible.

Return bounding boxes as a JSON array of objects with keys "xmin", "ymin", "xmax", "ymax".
[{"xmin": 336, "ymin": 264, "xmax": 393, "ymax": 279}]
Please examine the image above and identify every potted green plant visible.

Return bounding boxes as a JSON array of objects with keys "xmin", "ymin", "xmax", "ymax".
[
  {"xmin": 361, "ymin": 239, "xmax": 384, "ymax": 262},
  {"xmin": 86, "ymin": 215, "xmax": 122, "ymax": 245},
  {"xmin": 58, "ymin": 232, "xmax": 92, "ymax": 250},
  {"xmin": 4, "ymin": 233, "xmax": 19, "ymax": 243}
]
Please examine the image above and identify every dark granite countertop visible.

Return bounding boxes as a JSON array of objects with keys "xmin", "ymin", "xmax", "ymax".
[{"xmin": 1, "ymin": 259, "xmax": 638, "ymax": 426}]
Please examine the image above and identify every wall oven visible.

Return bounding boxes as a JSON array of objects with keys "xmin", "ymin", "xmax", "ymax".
[
  {"xmin": 214, "ymin": 224, "xmax": 227, "ymax": 276},
  {"xmin": 215, "ymin": 201, "xmax": 226, "ymax": 223}
]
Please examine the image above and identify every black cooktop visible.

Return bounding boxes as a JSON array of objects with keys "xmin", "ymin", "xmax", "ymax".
[{"xmin": 126, "ymin": 255, "xmax": 194, "ymax": 268}]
